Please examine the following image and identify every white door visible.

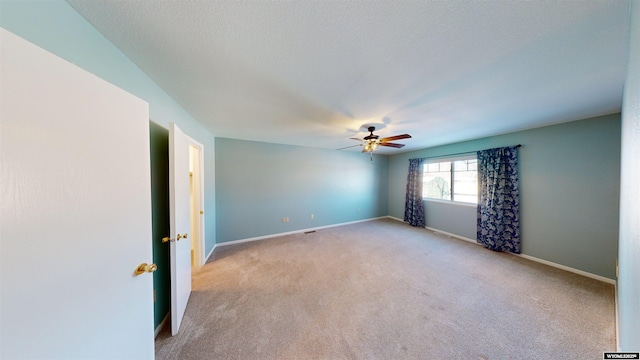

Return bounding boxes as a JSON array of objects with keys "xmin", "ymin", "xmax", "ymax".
[
  {"xmin": 169, "ymin": 122, "xmax": 192, "ymax": 335},
  {"xmin": 189, "ymin": 142, "xmax": 206, "ymax": 268},
  {"xmin": 0, "ymin": 29, "xmax": 154, "ymax": 359}
]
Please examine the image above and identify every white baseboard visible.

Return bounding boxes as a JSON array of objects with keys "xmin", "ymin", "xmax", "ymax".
[
  {"xmin": 390, "ymin": 216, "xmax": 620, "ymax": 346},
  {"xmin": 388, "ymin": 217, "xmax": 617, "ymax": 285},
  {"xmin": 205, "ymin": 243, "xmax": 217, "ymax": 263},
  {"xmin": 431, "ymin": 227, "xmax": 615, "ymax": 284},
  {"xmin": 515, "ymin": 253, "xmax": 615, "ymax": 284},
  {"xmin": 216, "ymin": 215, "xmax": 616, "ymax": 284},
  {"xmin": 424, "ymin": 225, "xmax": 477, "ymax": 245},
  {"xmin": 211, "ymin": 214, "xmax": 619, "ymax": 346},
  {"xmin": 216, "ymin": 217, "xmax": 389, "ymax": 248},
  {"xmin": 154, "ymin": 313, "xmax": 169, "ymax": 338}
]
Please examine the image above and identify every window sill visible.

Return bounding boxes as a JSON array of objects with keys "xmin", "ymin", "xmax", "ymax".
[{"xmin": 422, "ymin": 198, "xmax": 477, "ymax": 208}]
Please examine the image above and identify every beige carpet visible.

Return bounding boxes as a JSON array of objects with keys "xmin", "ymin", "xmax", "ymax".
[{"xmin": 155, "ymin": 218, "xmax": 616, "ymax": 359}]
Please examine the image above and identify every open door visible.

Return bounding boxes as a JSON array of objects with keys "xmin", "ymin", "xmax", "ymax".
[
  {"xmin": 168, "ymin": 122, "xmax": 192, "ymax": 335},
  {"xmin": 189, "ymin": 142, "xmax": 205, "ymax": 268},
  {"xmin": 0, "ymin": 29, "xmax": 154, "ymax": 358}
]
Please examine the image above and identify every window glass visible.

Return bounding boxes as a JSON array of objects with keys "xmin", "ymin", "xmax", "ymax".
[
  {"xmin": 423, "ymin": 157, "xmax": 477, "ymax": 204},
  {"xmin": 423, "ymin": 161, "xmax": 451, "ymax": 200},
  {"xmin": 452, "ymin": 159, "xmax": 478, "ymax": 204}
]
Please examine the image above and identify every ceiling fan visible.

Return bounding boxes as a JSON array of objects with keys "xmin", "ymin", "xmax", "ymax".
[{"xmin": 338, "ymin": 126, "xmax": 412, "ymax": 160}]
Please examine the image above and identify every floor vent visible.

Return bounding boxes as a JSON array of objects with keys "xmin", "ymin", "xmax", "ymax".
[{"xmin": 304, "ymin": 231, "xmax": 316, "ymax": 234}]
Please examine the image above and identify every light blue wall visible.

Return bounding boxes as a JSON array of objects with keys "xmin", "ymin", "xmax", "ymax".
[
  {"xmin": 3, "ymin": 1, "xmax": 630, "ymax": 341},
  {"xmin": 389, "ymin": 114, "xmax": 621, "ymax": 279},
  {"xmin": 423, "ymin": 201, "xmax": 476, "ymax": 239},
  {"xmin": 0, "ymin": 0, "xmax": 216, "ymax": 256},
  {"xmin": 1, "ymin": 1, "xmax": 218, "ymax": 331},
  {"xmin": 618, "ymin": 0, "xmax": 640, "ymax": 350},
  {"xmin": 216, "ymin": 138, "xmax": 388, "ymax": 243}
]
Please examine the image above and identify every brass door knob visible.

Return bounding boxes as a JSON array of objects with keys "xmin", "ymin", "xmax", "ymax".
[{"xmin": 135, "ymin": 263, "xmax": 157, "ymax": 275}]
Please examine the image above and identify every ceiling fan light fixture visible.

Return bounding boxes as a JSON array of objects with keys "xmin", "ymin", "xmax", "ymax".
[
  {"xmin": 363, "ymin": 140, "xmax": 379, "ymax": 152},
  {"xmin": 338, "ymin": 126, "xmax": 410, "ymax": 159}
]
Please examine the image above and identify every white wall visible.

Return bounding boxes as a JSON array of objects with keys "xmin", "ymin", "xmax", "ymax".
[{"xmin": 618, "ymin": 0, "xmax": 640, "ymax": 351}]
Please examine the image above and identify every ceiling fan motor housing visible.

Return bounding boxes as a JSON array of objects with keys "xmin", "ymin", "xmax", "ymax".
[
  {"xmin": 364, "ymin": 126, "xmax": 379, "ymax": 140},
  {"xmin": 338, "ymin": 126, "xmax": 409, "ymax": 152}
]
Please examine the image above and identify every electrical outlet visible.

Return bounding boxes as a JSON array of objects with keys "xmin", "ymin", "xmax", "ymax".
[
  {"xmin": 310, "ymin": 214, "xmax": 314, "ymax": 219},
  {"xmin": 357, "ymin": 208, "xmax": 361, "ymax": 213}
]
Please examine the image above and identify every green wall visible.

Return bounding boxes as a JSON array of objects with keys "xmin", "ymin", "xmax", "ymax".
[
  {"xmin": 149, "ymin": 122, "xmax": 170, "ymax": 329},
  {"xmin": 389, "ymin": 114, "xmax": 621, "ymax": 279},
  {"xmin": 215, "ymin": 138, "xmax": 388, "ymax": 243}
]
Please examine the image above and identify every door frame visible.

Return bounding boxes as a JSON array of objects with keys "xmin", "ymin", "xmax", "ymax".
[
  {"xmin": 188, "ymin": 138, "xmax": 205, "ymax": 268},
  {"xmin": 152, "ymin": 126, "xmax": 205, "ymax": 337}
]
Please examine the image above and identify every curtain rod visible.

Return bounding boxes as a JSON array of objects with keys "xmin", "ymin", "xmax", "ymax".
[{"xmin": 418, "ymin": 144, "xmax": 521, "ymax": 161}]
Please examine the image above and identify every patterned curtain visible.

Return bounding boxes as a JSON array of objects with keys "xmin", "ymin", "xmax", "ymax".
[
  {"xmin": 477, "ymin": 146, "xmax": 520, "ymax": 253},
  {"xmin": 404, "ymin": 158, "xmax": 425, "ymax": 227}
]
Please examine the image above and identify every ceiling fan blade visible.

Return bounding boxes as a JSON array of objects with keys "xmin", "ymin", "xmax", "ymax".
[
  {"xmin": 336, "ymin": 144, "xmax": 363, "ymax": 150},
  {"xmin": 380, "ymin": 142, "xmax": 405, "ymax": 148},
  {"xmin": 349, "ymin": 137, "xmax": 364, "ymax": 141},
  {"xmin": 380, "ymin": 134, "xmax": 411, "ymax": 142}
]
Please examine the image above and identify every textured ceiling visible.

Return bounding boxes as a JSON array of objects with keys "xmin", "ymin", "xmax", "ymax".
[{"xmin": 67, "ymin": 0, "xmax": 630, "ymax": 154}]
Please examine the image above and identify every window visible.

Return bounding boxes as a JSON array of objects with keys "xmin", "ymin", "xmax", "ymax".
[{"xmin": 422, "ymin": 157, "xmax": 478, "ymax": 204}]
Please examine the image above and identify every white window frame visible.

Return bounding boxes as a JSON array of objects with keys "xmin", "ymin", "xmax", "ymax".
[{"xmin": 422, "ymin": 154, "xmax": 478, "ymax": 205}]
